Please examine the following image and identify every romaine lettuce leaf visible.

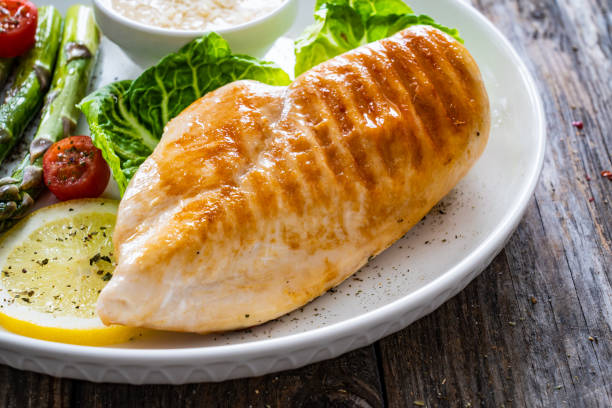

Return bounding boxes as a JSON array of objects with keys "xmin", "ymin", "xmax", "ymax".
[
  {"xmin": 79, "ymin": 33, "xmax": 291, "ymax": 195},
  {"xmin": 295, "ymin": 0, "xmax": 462, "ymax": 76}
]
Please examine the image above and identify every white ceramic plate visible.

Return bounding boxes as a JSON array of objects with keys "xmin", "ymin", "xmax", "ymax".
[{"xmin": 0, "ymin": 0, "xmax": 545, "ymax": 384}]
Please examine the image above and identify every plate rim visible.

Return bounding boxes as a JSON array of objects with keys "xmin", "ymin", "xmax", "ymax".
[{"xmin": 0, "ymin": 0, "xmax": 546, "ymax": 380}]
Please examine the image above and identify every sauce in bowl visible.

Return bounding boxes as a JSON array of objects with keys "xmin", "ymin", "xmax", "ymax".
[{"xmin": 109, "ymin": 0, "xmax": 287, "ymax": 31}]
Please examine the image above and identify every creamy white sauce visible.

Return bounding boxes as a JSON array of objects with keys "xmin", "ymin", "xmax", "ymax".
[{"xmin": 109, "ymin": 0, "xmax": 286, "ymax": 31}]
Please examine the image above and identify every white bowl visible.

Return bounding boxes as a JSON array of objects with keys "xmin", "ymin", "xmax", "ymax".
[{"xmin": 92, "ymin": 0, "xmax": 298, "ymax": 66}]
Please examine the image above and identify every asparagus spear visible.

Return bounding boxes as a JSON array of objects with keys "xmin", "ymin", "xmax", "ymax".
[
  {"xmin": 0, "ymin": 58, "xmax": 13, "ymax": 89},
  {"xmin": 0, "ymin": 5, "xmax": 100, "ymax": 230},
  {"xmin": 0, "ymin": 6, "xmax": 62, "ymax": 165}
]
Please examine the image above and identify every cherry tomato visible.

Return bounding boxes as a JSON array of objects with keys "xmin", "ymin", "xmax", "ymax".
[
  {"xmin": 43, "ymin": 136, "xmax": 111, "ymax": 201},
  {"xmin": 0, "ymin": 0, "xmax": 38, "ymax": 58}
]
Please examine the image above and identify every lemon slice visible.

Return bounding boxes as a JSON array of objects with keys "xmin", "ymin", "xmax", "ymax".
[{"xmin": 0, "ymin": 198, "xmax": 144, "ymax": 346}]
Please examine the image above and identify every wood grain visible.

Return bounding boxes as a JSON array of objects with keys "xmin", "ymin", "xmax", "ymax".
[
  {"xmin": 0, "ymin": 346, "xmax": 383, "ymax": 408},
  {"xmin": 0, "ymin": 0, "xmax": 610, "ymax": 406}
]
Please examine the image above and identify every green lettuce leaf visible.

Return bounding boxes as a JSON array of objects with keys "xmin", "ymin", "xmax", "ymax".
[
  {"xmin": 295, "ymin": 0, "xmax": 462, "ymax": 76},
  {"xmin": 79, "ymin": 33, "xmax": 291, "ymax": 195}
]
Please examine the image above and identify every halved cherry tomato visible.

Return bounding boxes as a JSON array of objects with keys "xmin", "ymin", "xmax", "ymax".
[
  {"xmin": 43, "ymin": 136, "xmax": 111, "ymax": 201},
  {"xmin": 0, "ymin": 0, "xmax": 38, "ymax": 58}
]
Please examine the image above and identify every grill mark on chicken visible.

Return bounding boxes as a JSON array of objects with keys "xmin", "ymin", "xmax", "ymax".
[
  {"xmin": 334, "ymin": 58, "xmax": 380, "ymax": 124},
  {"xmin": 315, "ymin": 75, "xmax": 379, "ymax": 189},
  {"xmin": 295, "ymin": 79, "xmax": 364, "ymax": 203},
  {"xmin": 268, "ymin": 143, "xmax": 306, "ymax": 217},
  {"xmin": 344, "ymin": 54, "xmax": 407, "ymax": 180},
  {"xmin": 247, "ymin": 169, "xmax": 279, "ymax": 219},
  {"xmin": 385, "ymin": 39, "xmax": 450, "ymax": 151},
  {"xmin": 221, "ymin": 92, "xmax": 281, "ymax": 235},
  {"xmin": 163, "ymin": 124, "xmax": 238, "ymax": 195},
  {"xmin": 331, "ymin": 59, "xmax": 397, "ymax": 182},
  {"xmin": 287, "ymin": 132, "xmax": 333, "ymax": 210},
  {"xmin": 174, "ymin": 190, "xmax": 227, "ymax": 242},
  {"xmin": 279, "ymin": 96, "xmax": 338, "ymax": 211},
  {"xmin": 281, "ymin": 87, "xmax": 358, "ymax": 237},
  {"xmin": 276, "ymin": 134, "xmax": 317, "ymax": 216},
  {"xmin": 226, "ymin": 188, "xmax": 256, "ymax": 245},
  {"xmin": 407, "ymin": 34, "xmax": 470, "ymax": 133},
  {"xmin": 227, "ymin": 91, "xmax": 279, "ymax": 175},
  {"xmin": 361, "ymin": 44, "xmax": 426, "ymax": 172},
  {"xmin": 428, "ymin": 30, "xmax": 479, "ymax": 109},
  {"xmin": 316, "ymin": 72, "xmax": 356, "ymax": 137}
]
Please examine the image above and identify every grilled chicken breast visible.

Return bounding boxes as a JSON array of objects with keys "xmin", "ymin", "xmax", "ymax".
[{"xmin": 97, "ymin": 26, "xmax": 490, "ymax": 332}]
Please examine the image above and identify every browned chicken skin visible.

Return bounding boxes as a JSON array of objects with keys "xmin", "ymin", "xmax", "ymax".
[{"xmin": 97, "ymin": 26, "xmax": 490, "ymax": 333}]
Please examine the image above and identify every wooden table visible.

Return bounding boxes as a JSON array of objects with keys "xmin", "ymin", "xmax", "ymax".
[{"xmin": 1, "ymin": 0, "xmax": 610, "ymax": 406}]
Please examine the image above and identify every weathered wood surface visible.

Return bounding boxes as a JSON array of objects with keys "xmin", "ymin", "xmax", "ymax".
[{"xmin": 1, "ymin": 0, "xmax": 610, "ymax": 406}]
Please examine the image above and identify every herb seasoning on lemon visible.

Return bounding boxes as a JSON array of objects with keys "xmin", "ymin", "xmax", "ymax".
[{"xmin": 0, "ymin": 198, "xmax": 145, "ymax": 346}]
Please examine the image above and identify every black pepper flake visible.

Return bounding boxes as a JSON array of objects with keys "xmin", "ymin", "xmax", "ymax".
[
  {"xmin": 245, "ymin": 314, "xmax": 250, "ymax": 318},
  {"xmin": 83, "ymin": 231, "xmax": 99, "ymax": 242},
  {"xmin": 100, "ymin": 255, "xmax": 112, "ymax": 263},
  {"xmin": 89, "ymin": 253, "xmax": 101, "ymax": 265},
  {"xmin": 102, "ymin": 273, "xmax": 112, "ymax": 281},
  {"xmin": 22, "ymin": 268, "xmax": 27, "ymax": 274}
]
